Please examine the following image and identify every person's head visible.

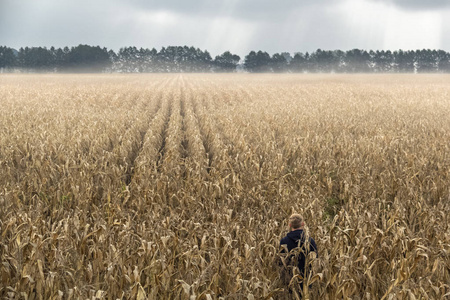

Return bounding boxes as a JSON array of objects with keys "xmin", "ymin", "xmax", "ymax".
[{"xmin": 289, "ymin": 214, "xmax": 304, "ymax": 230}]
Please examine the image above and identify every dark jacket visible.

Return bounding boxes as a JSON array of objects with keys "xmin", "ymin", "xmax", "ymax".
[{"xmin": 280, "ymin": 229, "xmax": 318, "ymax": 274}]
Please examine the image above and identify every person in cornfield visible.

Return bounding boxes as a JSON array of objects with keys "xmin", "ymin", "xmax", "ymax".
[{"xmin": 280, "ymin": 213, "xmax": 318, "ymax": 297}]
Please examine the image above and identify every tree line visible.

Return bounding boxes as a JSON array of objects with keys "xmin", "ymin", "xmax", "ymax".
[{"xmin": 1, "ymin": 44, "xmax": 450, "ymax": 73}]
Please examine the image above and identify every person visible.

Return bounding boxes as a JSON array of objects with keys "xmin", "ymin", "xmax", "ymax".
[{"xmin": 280, "ymin": 213, "xmax": 318, "ymax": 295}]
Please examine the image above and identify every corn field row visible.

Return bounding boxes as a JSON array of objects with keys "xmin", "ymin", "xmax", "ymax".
[{"xmin": 0, "ymin": 74, "xmax": 449, "ymax": 299}]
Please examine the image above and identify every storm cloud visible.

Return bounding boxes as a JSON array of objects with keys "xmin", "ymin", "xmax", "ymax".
[
  {"xmin": 124, "ymin": 0, "xmax": 335, "ymax": 21},
  {"xmin": 1, "ymin": 0, "xmax": 449, "ymax": 56},
  {"xmin": 372, "ymin": 0, "xmax": 450, "ymax": 10}
]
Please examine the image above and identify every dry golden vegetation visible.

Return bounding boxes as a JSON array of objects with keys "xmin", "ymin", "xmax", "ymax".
[{"xmin": 0, "ymin": 74, "xmax": 449, "ymax": 299}]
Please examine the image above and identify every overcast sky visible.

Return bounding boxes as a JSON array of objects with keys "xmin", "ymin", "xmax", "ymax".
[{"xmin": 1, "ymin": 0, "xmax": 450, "ymax": 57}]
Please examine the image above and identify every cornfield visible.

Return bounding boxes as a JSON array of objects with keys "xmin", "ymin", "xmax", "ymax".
[{"xmin": 1, "ymin": 74, "xmax": 449, "ymax": 299}]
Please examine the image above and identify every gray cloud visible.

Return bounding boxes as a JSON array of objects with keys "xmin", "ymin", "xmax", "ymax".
[
  {"xmin": 443, "ymin": 10, "xmax": 450, "ymax": 50},
  {"xmin": 0, "ymin": 0, "xmax": 134, "ymax": 48},
  {"xmin": 125, "ymin": 0, "xmax": 337, "ymax": 21},
  {"xmin": 370, "ymin": 0, "xmax": 450, "ymax": 10},
  {"xmin": 0, "ymin": 0, "xmax": 449, "ymax": 56}
]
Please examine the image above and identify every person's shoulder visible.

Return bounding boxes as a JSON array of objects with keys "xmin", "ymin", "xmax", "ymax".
[{"xmin": 280, "ymin": 236, "xmax": 289, "ymax": 244}]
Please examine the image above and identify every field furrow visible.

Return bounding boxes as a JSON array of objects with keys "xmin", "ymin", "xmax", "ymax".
[
  {"xmin": 130, "ymin": 82, "xmax": 174, "ymax": 197},
  {"xmin": 181, "ymin": 82, "xmax": 210, "ymax": 178}
]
